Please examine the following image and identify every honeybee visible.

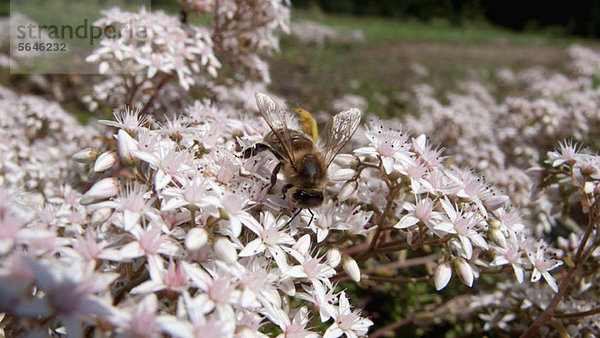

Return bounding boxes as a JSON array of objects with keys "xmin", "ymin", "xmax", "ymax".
[{"xmin": 244, "ymin": 92, "xmax": 362, "ymax": 222}]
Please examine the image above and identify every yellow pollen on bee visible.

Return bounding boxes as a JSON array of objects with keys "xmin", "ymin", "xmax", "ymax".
[{"xmin": 293, "ymin": 107, "xmax": 318, "ymax": 143}]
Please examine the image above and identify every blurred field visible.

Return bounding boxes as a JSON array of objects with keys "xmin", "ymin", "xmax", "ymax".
[{"xmin": 270, "ymin": 10, "xmax": 595, "ymax": 116}]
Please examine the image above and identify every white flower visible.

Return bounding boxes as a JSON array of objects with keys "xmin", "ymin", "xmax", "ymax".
[
  {"xmin": 323, "ymin": 292, "xmax": 373, "ymax": 338},
  {"xmin": 526, "ymin": 241, "xmax": 563, "ymax": 293},
  {"xmin": 437, "ymin": 198, "xmax": 489, "ymax": 259},
  {"xmin": 238, "ymin": 211, "xmax": 294, "ymax": 269}
]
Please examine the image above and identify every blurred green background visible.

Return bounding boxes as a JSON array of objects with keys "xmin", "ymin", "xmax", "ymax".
[{"xmin": 2, "ymin": 0, "xmax": 600, "ymax": 118}]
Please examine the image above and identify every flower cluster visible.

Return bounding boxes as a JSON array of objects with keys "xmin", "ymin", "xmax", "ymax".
[
  {"xmin": 471, "ymin": 141, "xmax": 600, "ymax": 335},
  {"xmin": 397, "ymin": 45, "xmax": 600, "ymax": 334},
  {"xmin": 0, "ymin": 86, "xmax": 103, "ymax": 196},
  {"xmin": 4, "ymin": 0, "xmax": 600, "ymax": 332},
  {"xmin": 403, "ymin": 46, "xmax": 600, "ymax": 235},
  {"xmin": 0, "ymin": 84, "xmax": 565, "ymax": 335},
  {"xmin": 84, "ymin": 1, "xmax": 290, "ymax": 114}
]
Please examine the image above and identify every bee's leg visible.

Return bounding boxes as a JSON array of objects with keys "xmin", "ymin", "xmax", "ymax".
[
  {"xmin": 287, "ymin": 208, "xmax": 303, "ymax": 225},
  {"xmin": 307, "ymin": 208, "xmax": 315, "ymax": 227},
  {"xmin": 282, "ymin": 183, "xmax": 293, "ymax": 198},
  {"xmin": 286, "ymin": 208, "xmax": 314, "ymax": 227},
  {"xmin": 268, "ymin": 162, "xmax": 283, "ymax": 193},
  {"xmin": 243, "ymin": 143, "xmax": 271, "ymax": 158}
]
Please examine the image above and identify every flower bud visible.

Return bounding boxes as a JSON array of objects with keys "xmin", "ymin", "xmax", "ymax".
[
  {"xmin": 433, "ymin": 262, "xmax": 452, "ymax": 291},
  {"xmin": 80, "ymin": 177, "xmax": 119, "ymax": 205},
  {"xmin": 330, "ymin": 168, "xmax": 355, "ymax": 181},
  {"xmin": 185, "ymin": 228, "xmax": 208, "ymax": 251},
  {"xmin": 326, "ymin": 248, "xmax": 341, "ymax": 268},
  {"xmin": 90, "ymin": 208, "xmax": 113, "ymax": 226},
  {"xmin": 117, "ymin": 129, "xmax": 138, "ymax": 166},
  {"xmin": 342, "ymin": 256, "xmax": 361, "ymax": 282},
  {"xmin": 488, "ymin": 220, "xmax": 507, "ymax": 249},
  {"xmin": 338, "ymin": 180, "xmax": 358, "ymax": 202},
  {"xmin": 72, "ymin": 147, "xmax": 99, "ymax": 163},
  {"xmin": 93, "ymin": 151, "xmax": 117, "ymax": 172},
  {"xmin": 214, "ymin": 237, "xmax": 237, "ymax": 264},
  {"xmin": 454, "ymin": 258, "xmax": 474, "ymax": 288},
  {"xmin": 333, "ymin": 154, "xmax": 356, "ymax": 166}
]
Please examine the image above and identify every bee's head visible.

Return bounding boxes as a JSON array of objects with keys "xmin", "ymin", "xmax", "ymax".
[{"xmin": 289, "ymin": 187, "xmax": 324, "ymax": 208}]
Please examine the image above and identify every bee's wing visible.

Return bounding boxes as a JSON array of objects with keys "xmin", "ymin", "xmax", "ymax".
[
  {"xmin": 255, "ymin": 92, "xmax": 296, "ymax": 163},
  {"xmin": 321, "ymin": 108, "xmax": 362, "ymax": 167}
]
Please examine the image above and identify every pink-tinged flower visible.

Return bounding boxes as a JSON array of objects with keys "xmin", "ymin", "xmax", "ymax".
[
  {"xmin": 182, "ymin": 262, "xmax": 240, "ymax": 314},
  {"xmin": 446, "ymin": 168, "xmax": 502, "ymax": 217},
  {"xmin": 338, "ymin": 204, "xmax": 374, "ymax": 237},
  {"xmin": 209, "ymin": 149, "xmax": 240, "ymax": 184},
  {"xmin": 119, "ymin": 224, "xmax": 182, "ymax": 278},
  {"xmin": 296, "ymin": 282, "xmax": 337, "ymax": 323},
  {"xmin": 220, "ymin": 193, "xmax": 261, "ymax": 238},
  {"xmin": 230, "ymin": 257, "xmax": 280, "ymax": 308},
  {"xmin": 80, "ymin": 177, "xmax": 120, "ymax": 205},
  {"xmin": 134, "ymin": 146, "xmax": 191, "ymax": 190},
  {"xmin": 403, "ymin": 162, "xmax": 430, "ymax": 192},
  {"xmin": 490, "ymin": 240, "xmax": 525, "ymax": 283},
  {"xmin": 419, "ymin": 168, "xmax": 453, "ymax": 196},
  {"xmin": 239, "ymin": 211, "xmax": 294, "ymax": 269},
  {"xmin": 91, "ymin": 183, "xmax": 155, "ymax": 231},
  {"xmin": 112, "ymin": 293, "xmax": 161, "ymax": 337},
  {"xmin": 99, "ymin": 107, "xmax": 147, "ymax": 134},
  {"xmin": 158, "ymin": 114, "xmax": 190, "ymax": 140},
  {"xmin": 0, "ymin": 253, "xmax": 35, "ymax": 313},
  {"xmin": 411, "ymin": 134, "xmax": 446, "ymax": 168},
  {"xmin": 18, "ymin": 259, "xmax": 118, "ymax": 337},
  {"xmin": 354, "ymin": 119, "xmax": 415, "ymax": 174},
  {"xmin": 0, "ymin": 212, "xmax": 21, "ymax": 254},
  {"xmin": 547, "ymin": 139, "xmax": 581, "ymax": 167},
  {"xmin": 156, "ymin": 291, "xmax": 236, "ymax": 338},
  {"xmin": 161, "ymin": 174, "xmax": 220, "ymax": 216},
  {"xmin": 263, "ymin": 304, "xmax": 317, "ymax": 338},
  {"xmin": 526, "ymin": 240, "xmax": 563, "ymax": 292},
  {"xmin": 13, "ymin": 226, "xmax": 57, "ymax": 257},
  {"xmin": 437, "ymin": 198, "xmax": 489, "ymax": 259},
  {"xmin": 70, "ymin": 230, "xmax": 121, "ymax": 262},
  {"xmin": 433, "ymin": 262, "xmax": 452, "ymax": 290},
  {"xmin": 395, "ymin": 195, "xmax": 441, "ymax": 231},
  {"xmin": 323, "ymin": 292, "xmax": 373, "ymax": 338},
  {"xmin": 137, "ymin": 128, "xmax": 160, "ymax": 153},
  {"xmin": 492, "ymin": 207, "xmax": 525, "ymax": 233},
  {"xmin": 285, "ymin": 235, "xmax": 336, "ymax": 288},
  {"xmin": 131, "ymin": 259, "xmax": 188, "ymax": 296},
  {"xmin": 135, "ymin": 52, "xmax": 175, "ymax": 79},
  {"xmin": 308, "ymin": 201, "xmax": 337, "ymax": 243}
]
